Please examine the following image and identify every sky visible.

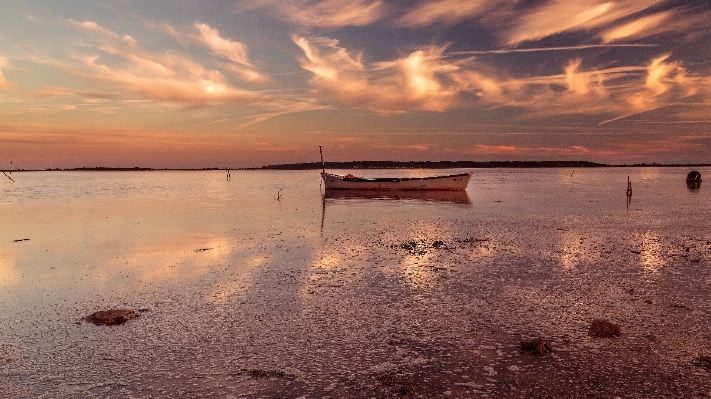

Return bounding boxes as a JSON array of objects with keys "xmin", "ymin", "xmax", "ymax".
[{"xmin": 0, "ymin": 0, "xmax": 710, "ymax": 169}]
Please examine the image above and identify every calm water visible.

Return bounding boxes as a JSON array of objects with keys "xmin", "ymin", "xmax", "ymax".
[
  {"xmin": 2, "ymin": 167, "xmax": 711, "ymax": 398},
  {"xmin": 0, "ymin": 167, "xmax": 707, "ymax": 306}
]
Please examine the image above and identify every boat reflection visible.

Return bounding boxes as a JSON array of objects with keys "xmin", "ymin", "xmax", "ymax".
[{"xmin": 323, "ymin": 189, "xmax": 472, "ymax": 205}]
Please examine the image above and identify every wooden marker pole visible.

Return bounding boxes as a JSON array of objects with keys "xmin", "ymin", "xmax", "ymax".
[{"xmin": 626, "ymin": 176, "xmax": 632, "ymax": 196}]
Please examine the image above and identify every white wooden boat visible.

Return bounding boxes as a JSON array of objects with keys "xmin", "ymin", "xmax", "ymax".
[
  {"xmin": 318, "ymin": 146, "xmax": 472, "ymax": 191},
  {"xmin": 321, "ymin": 171, "xmax": 471, "ymax": 191}
]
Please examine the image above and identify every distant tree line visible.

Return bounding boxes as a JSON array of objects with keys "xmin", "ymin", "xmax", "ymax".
[{"xmin": 262, "ymin": 160, "xmax": 608, "ymax": 170}]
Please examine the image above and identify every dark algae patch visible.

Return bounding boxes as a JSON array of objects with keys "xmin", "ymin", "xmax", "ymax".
[
  {"xmin": 520, "ymin": 337, "xmax": 553, "ymax": 355},
  {"xmin": 84, "ymin": 309, "xmax": 139, "ymax": 326},
  {"xmin": 589, "ymin": 319, "xmax": 622, "ymax": 338}
]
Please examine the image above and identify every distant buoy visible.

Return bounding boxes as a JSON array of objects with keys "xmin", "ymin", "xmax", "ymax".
[{"xmin": 686, "ymin": 171, "xmax": 702, "ymax": 188}]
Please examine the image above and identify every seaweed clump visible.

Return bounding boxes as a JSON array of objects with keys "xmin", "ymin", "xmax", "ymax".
[
  {"xmin": 520, "ymin": 337, "xmax": 553, "ymax": 355},
  {"xmin": 589, "ymin": 319, "xmax": 621, "ymax": 337},
  {"xmin": 84, "ymin": 309, "xmax": 139, "ymax": 326}
]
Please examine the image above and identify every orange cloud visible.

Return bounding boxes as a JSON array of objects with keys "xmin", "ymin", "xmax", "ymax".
[
  {"xmin": 0, "ymin": 57, "xmax": 16, "ymax": 90},
  {"xmin": 373, "ymin": 144, "xmax": 429, "ymax": 151},
  {"xmin": 645, "ymin": 54, "xmax": 686, "ymax": 96},
  {"xmin": 396, "ymin": 0, "xmax": 491, "ymax": 27},
  {"xmin": 60, "ymin": 20, "xmax": 269, "ymax": 107},
  {"xmin": 600, "ymin": 11, "xmax": 671, "ymax": 43},
  {"xmin": 193, "ymin": 23, "xmax": 268, "ymax": 83},
  {"xmin": 249, "ymin": 0, "xmax": 384, "ymax": 28},
  {"xmin": 194, "ymin": 23, "xmax": 251, "ymax": 66},
  {"xmin": 293, "ymin": 36, "xmax": 461, "ymax": 112},
  {"xmin": 293, "ymin": 33, "xmax": 711, "ymax": 124},
  {"xmin": 461, "ymin": 144, "xmax": 594, "ymax": 157},
  {"xmin": 502, "ymin": 0, "xmax": 662, "ymax": 46}
]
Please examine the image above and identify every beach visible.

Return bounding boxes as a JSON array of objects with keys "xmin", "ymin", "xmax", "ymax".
[{"xmin": 1, "ymin": 168, "xmax": 710, "ymax": 398}]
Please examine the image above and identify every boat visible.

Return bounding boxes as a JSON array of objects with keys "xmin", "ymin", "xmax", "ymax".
[
  {"xmin": 321, "ymin": 171, "xmax": 471, "ymax": 191},
  {"xmin": 318, "ymin": 146, "xmax": 472, "ymax": 191}
]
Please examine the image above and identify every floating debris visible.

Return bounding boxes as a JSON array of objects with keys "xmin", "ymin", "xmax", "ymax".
[
  {"xmin": 11, "ymin": 238, "xmax": 30, "ymax": 242},
  {"xmin": 194, "ymin": 248, "xmax": 213, "ymax": 253},
  {"xmin": 84, "ymin": 309, "xmax": 140, "ymax": 326},
  {"xmin": 589, "ymin": 319, "xmax": 621, "ymax": 337},
  {"xmin": 520, "ymin": 337, "xmax": 553, "ymax": 355}
]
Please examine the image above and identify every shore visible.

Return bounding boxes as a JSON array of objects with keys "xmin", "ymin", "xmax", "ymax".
[{"xmin": 2, "ymin": 209, "xmax": 710, "ymax": 398}]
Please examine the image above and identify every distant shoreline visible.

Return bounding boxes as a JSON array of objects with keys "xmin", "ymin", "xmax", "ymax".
[{"xmin": 2, "ymin": 161, "xmax": 710, "ymax": 172}]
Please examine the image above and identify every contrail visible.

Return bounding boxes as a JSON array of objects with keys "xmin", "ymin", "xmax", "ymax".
[
  {"xmin": 598, "ymin": 105, "xmax": 666, "ymax": 126},
  {"xmin": 448, "ymin": 44, "xmax": 657, "ymax": 56}
]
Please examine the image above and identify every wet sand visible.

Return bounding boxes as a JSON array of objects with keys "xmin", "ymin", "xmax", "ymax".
[{"xmin": 2, "ymin": 209, "xmax": 710, "ymax": 398}]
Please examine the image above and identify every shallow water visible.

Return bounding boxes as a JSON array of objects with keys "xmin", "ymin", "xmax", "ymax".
[{"xmin": 1, "ymin": 167, "xmax": 710, "ymax": 398}]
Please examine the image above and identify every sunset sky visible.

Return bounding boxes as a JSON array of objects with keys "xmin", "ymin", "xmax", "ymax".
[{"xmin": 1, "ymin": 0, "xmax": 710, "ymax": 168}]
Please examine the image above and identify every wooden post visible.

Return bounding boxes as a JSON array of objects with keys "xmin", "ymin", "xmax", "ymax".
[{"xmin": 626, "ymin": 176, "xmax": 632, "ymax": 196}]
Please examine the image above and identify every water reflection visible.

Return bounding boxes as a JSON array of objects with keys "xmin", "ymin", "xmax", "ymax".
[
  {"xmin": 687, "ymin": 181, "xmax": 702, "ymax": 191},
  {"xmin": 0, "ymin": 251, "xmax": 18, "ymax": 286},
  {"xmin": 321, "ymin": 189, "xmax": 472, "ymax": 232},
  {"xmin": 638, "ymin": 231, "xmax": 665, "ymax": 274},
  {"xmin": 559, "ymin": 232, "xmax": 602, "ymax": 270}
]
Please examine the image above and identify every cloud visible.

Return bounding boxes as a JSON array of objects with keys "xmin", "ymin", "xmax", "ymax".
[
  {"xmin": 193, "ymin": 23, "xmax": 268, "ymax": 83},
  {"xmin": 565, "ymin": 59, "xmax": 596, "ymax": 95},
  {"xmin": 0, "ymin": 57, "xmax": 16, "ymax": 90},
  {"xmin": 194, "ymin": 23, "xmax": 251, "ymax": 66},
  {"xmin": 247, "ymin": 0, "xmax": 384, "ymax": 28},
  {"xmin": 461, "ymin": 144, "xmax": 593, "ymax": 157},
  {"xmin": 70, "ymin": 19, "xmax": 120, "ymax": 38},
  {"xmin": 502, "ymin": 0, "xmax": 662, "ymax": 46},
  {"xmin": 608, "ymin": 54, "xmax": 694, "ymax": 116},
  {"xmin": 373, "ymin": 144, "xmax": 429, "ymax": 151},
  {"xmin": 600, "ymin": 12, "xmax": 671, "ymax": 43},
  {"xmin": 396, "ymin": 0, "xmax": 491, "ymax": 27},
  {"xmin": 645, "ymin": 54, "xmax": 684, "ymax": 95},
  {"xmin": 59, "ymin": 20, "xmax": 270, "ymax": 107},
  {"xmin": 293, "ymin": 35, "xmax": 464, "ymax": 112},
  {"xmin": 293, "ymin": 33, "xmax": 710, "ymax": 121}
]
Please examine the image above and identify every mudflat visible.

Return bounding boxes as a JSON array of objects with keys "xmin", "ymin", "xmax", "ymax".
[{"xmin": 2, "ymin": 213, "xmax": 710, "ymax": 398}]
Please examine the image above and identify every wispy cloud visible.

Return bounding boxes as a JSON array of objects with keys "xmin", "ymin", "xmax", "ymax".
[
  {"xmin": 461, "ymin": 144, "xmax": 592, "ymax": 157},
  {"xmin": 0, "ymin": 57, "xmax": 16, "ymax": 90},
  {"xmin": 245, "ymin": 0, "xmax": 385, "ymax": 28},
  {"xmin": 373, "ymin": 144, "xmax": 429, "ymax": 151},
  {"xmin": 193, "ymin": 23, "xmax": 268, "ymax": 83},
  {"xmin": 51, "ymin": 20, "xmax": 272, "ymax": 107},
  {"xmin": 600, "ymin": 11, "xmax": 671, "ymax": 43},
  {"xmin": 294, "ymin": 33, "xmax": 710, "ymax": 126},
  {"xmin": 293, "ymin": 36, "xmax": 461, "ymax": 112},
  {"xmin": 194, "ymin": 23, "xmax": 251, "ymax": 66},
  {"xmin": 501, "ymin": 0, "xmax": 662, "ymax": 46},
  {"xmin": 396, "ymin": 0, "xmax": 491, "ymax": 28}
]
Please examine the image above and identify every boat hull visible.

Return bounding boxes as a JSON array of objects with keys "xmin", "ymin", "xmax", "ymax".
[{"xmin": 321, "ymin": 172, "xmax": 471, "ymax": 191}]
